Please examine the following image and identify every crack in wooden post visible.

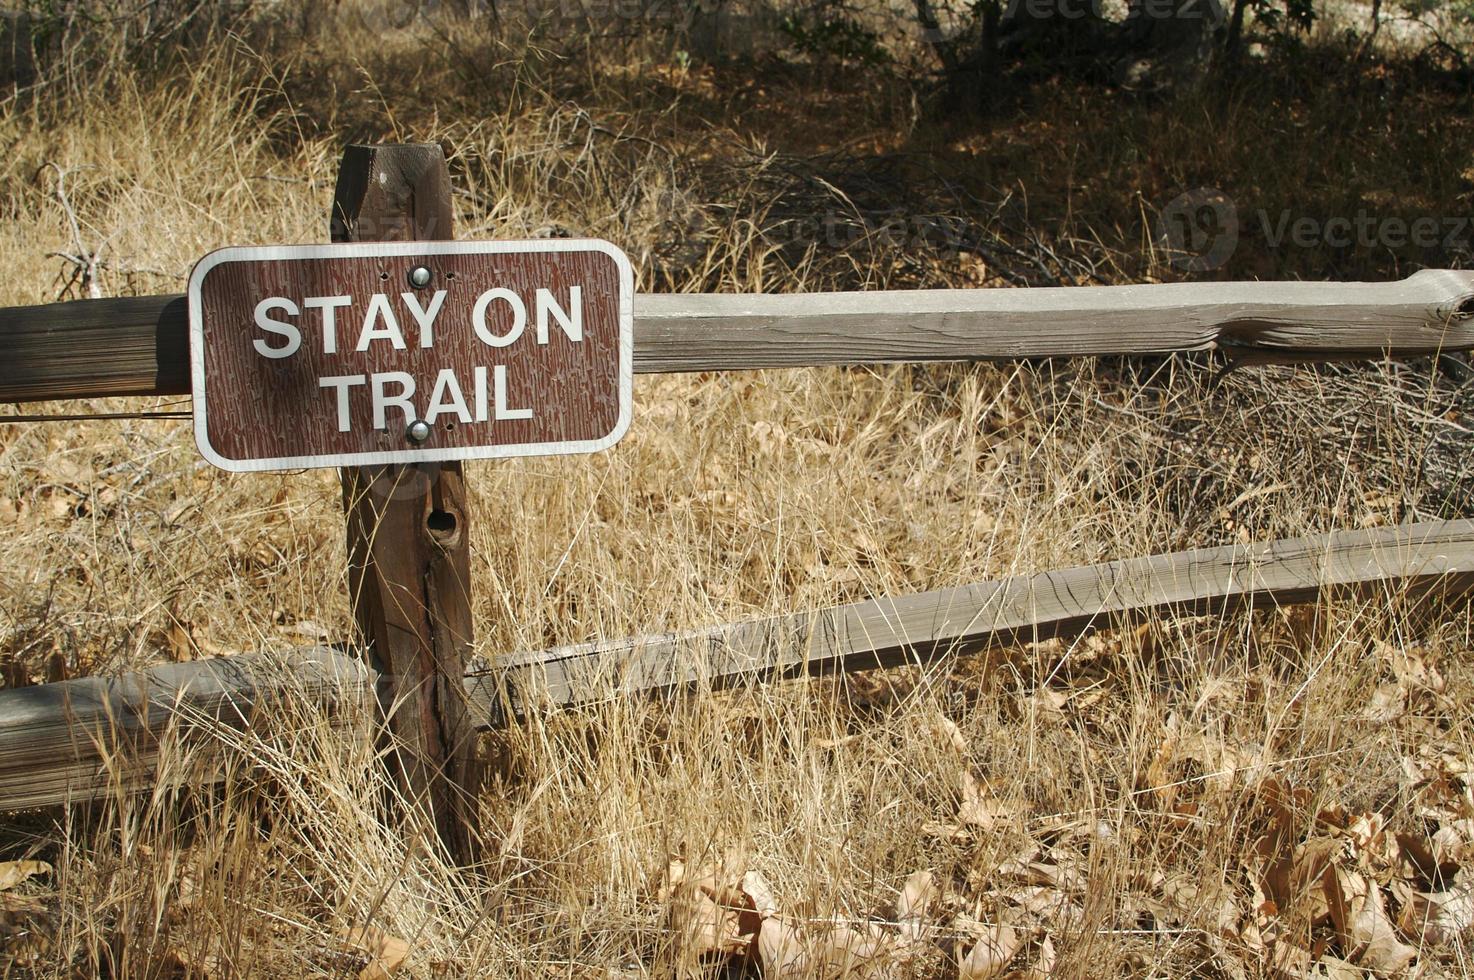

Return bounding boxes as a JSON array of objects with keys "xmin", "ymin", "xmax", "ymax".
[{"xmin": 332, "ymin": 143, "xmax": 483, "ymax": 868}]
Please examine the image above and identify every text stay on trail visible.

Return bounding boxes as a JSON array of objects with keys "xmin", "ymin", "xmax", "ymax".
[{"xmin": 188, "ymin": 239, "xmax": 633, "ymax": 472}]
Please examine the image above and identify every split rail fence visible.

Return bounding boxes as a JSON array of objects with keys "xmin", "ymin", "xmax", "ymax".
[{"xmin": 2, "ymin": 143, "xmax": 1474, "ymax": 864}]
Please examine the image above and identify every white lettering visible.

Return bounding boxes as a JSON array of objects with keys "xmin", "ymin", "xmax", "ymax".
[
  {"xmin": 473, "ymin": 365, "xmax": 488, "ymax": 423},
  {"xmin": 371, "ymin": 371, "xmax": 417, "ymax": 430},
  {"xmin": 356, "ymin": 293, "xmax": 407, "ymax": 351},
  {"xmin": 303, "ymin": 295, "xmax": 351, "ymax": 354},
  {"xmin": 424, "ymin": 368, "xmax": 472, "ymax": 425},
  {"xmin": 494, "ymin": 364, "xmax": 533, "ymax": 420},
  {"xmin": 319, "ymin": 374, "xmax": 366, "ymax": 432},
  {"xmin": 253, "ymin": 297, "xmax": 300, "ymax": 359},
  {"xmin": 401, "ymin": 290, "xmax": 447, "ymax": 349},
  {"xmin": 472, "ymin": 288, "xmax": 527, "ymax": 347},
  {"xmin": 535, "ymin": 286, "xmax": 583, "ymax": 344}
]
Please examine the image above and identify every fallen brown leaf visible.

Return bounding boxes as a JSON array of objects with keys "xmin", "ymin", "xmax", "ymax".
[
  {"xmin": 757, "ymin": 918, "xmax": 893, "ymax": 979},
  {"xmin": 662, "ymin": 854, "xmax": 767, "ymax": 960},
  {"xmin": 1325, "ymin": 868, "xmax": 1417, "ymax": 974},
  {"xmin": 896, "ymin": 870, "xmax": 938, "ymax": 942},
  {"xmin": 958, "ymin": 923, "xmax": 1020, "ymax": 980},
  {"xmin": 341, "ymin": 925, "xmax": 410, "ymax": 979},
  {"xmin": 0, "ymin": 861, "xmax": 50, "ymax": 891},
  {"xmin": 1397, "ymin": 872, "xmax": 1474, "ymax": 948}
]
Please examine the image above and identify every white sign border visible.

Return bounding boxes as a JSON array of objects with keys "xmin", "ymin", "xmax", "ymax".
[{"xmin": 188, "ymin": 238, "xmax": 635, "ymax": 473}]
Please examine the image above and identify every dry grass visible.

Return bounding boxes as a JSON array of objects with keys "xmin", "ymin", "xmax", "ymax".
[{"xmin": 1, "ymin": 6, "xmax": 1473, "ymax": 977}]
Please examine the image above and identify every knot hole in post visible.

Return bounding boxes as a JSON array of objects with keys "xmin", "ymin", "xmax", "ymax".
[{"xmin": 427, "ymin": 508, "xmax": 461, "ymax": 547}]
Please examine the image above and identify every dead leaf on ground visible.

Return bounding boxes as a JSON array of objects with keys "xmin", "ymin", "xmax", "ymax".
[
  {"xmin": 957, "ymin": 923, "xmax": 1021, "ymax": 980},
  {"xmin": 896, "ymin": 870, "xmax": 939, "ymax": 942},
  {"xmin": 0, "ymin": 861, "xmax": 50, "ymax": 891},
  {"xmin": 757, "ymin": 918, "xmax": 893, "ymax": 979},
  {"xmin": 341, "ymin": 925, "xmax": 410, "ymax": 979},
  {"xmin": 662, "ymin": 854, "xmax": 769, "ymax": 959},
  {"xmin": 1397, "ymin": 872, "xmax": 1474, "ymax": 948},
  {"xmin": 1324, "ymin": 867, "xmax": 1417, "ymax": 974}
]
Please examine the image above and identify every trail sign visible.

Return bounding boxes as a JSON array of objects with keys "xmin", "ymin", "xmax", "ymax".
[{"xmin": 188, "ymin": 239, "xmax": 633, "ymax": 472}]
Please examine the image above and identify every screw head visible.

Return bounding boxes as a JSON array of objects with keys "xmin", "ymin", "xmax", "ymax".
[
  {"xmin": 406, "ymin": 419, "xmax": 432, "ymax": 444},
  {"xmin": 407, "ymin": 266, "xmax": 433, "ymax": 289}
]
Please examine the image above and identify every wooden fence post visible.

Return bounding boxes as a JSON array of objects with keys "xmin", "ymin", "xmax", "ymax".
[{"xmin": 331, "ymin": 143, "xmax": 483, "ymax": 867}]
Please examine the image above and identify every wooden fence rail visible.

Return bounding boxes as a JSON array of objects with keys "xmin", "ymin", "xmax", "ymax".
[
  {"xmin": 5, "ymin": 518, "xmax": 1472, "ymax": 811},
  {"xmin": 1, "ymin": 270, "xmax": 1472, "ymax": 402},
  {"xmin": 479, "ymin": 517, "xmax": 1474, "ymax": 712},
  {"xmin": 0, "ymin": 648, "xmax": 373, "ymax": 812}
]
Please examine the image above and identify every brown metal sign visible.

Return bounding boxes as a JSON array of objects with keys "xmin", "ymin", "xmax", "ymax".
[{"xmin": 188, "ymin": 240, "xmax": 633, "ymax": 472}]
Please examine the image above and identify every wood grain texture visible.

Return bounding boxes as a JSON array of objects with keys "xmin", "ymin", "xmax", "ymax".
[
  {"xmin": 2, "ymin": 272, "xmax": 1473, "ymax": 402},
  {"xmin": 335, "ymin": 144, "xmax": 484, "ymax": 867},
  {"xmin": 470, "ymin": 519, "xmax": 1474, "ymax": 713},
  {"xmin": 633, "ymin": 270, "xmax": 1474, "ymax": 369},
  {"xmin": 0, "ymin": 647, "xmax": 371, "ymax": 812},
  {"xmin": 0, "ymin": 294, "xmax": 189, "ymax": 401}
]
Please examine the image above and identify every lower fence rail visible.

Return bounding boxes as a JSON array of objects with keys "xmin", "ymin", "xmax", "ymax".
[{"xmin": 4, "ymin": 518, "xmax": 1473, "ymax": 812}]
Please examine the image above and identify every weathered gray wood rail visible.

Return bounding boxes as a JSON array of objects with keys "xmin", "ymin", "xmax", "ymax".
[
  {"xmin": 6, "ymin": 519, "xmax": 1471, "ymax": 811},
  {"xmin": 476, "ymin": 516, "xmax": 1474, "ymax": 710},
  {"xmin": 0, "ymin": 648, "xmax": 372, "ymax": 812},
  {"xmin": 2, "ymin": 270, "xmax": 1472, "ymax": 402}
]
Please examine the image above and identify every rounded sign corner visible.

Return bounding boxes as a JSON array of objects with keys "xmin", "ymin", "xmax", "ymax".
[
  {"xmin": 188, "ymin": 245, "xmax": 255, "ymax": 299},
  {"xmin": 192, "ymin": 425, "xmax": 251, "ymax": 474},
  {"xmin": 586, "ymin": 403, "xmax": 634, "ymax": 457}
]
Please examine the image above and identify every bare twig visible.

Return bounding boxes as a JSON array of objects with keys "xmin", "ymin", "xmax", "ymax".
[{"xmin": 44, "ymin": 163, "xmax": 106, "ymax": 300}]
